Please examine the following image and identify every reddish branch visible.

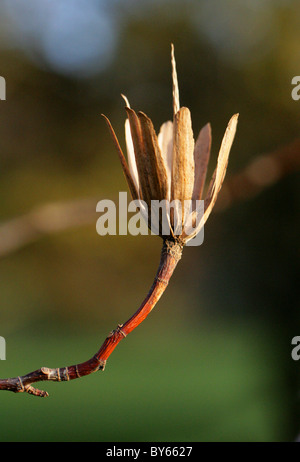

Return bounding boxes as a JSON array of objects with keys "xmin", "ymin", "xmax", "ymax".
[
  {"xmin": 0, "ymin": 239, "xmax": 183, "ymax": 397},
  {"xmin": 1, "ymin": 138, "xmax": 299, "ymax": 397}
]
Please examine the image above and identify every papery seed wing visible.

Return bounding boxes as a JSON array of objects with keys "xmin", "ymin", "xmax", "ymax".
[
  {"xmin": 125, "ymin": 107, "xmax": 152, "ymax": 208},
  {"xmin": 204, "ymin": 114, "xmax": 238, "ymax": 216},
  {"xmin": 192, "ymin": 123, "xmax": 211, "ymax": 202},
  {"xmin": 125, "ymin": 119, "xmax": 140, "ymax": 195},
  {"xmin": 184, "ymin": 113, "xmax": 238, "ymax": 242},
  {"xmin": 171, "ymin": 44, "xmax": 180, "ymax": 117},
  {"xmin": 138, "ymin": 112, "xmax": 172, "ymax": 236},
  {"xmin": 171, "ymin": 107, "xmax": 195, "ymax": 231},
  {"xmin": 102, "ymin": 114, "xmax": 139, "ymax": 201},
  {"xmin": 138, "ymin": 112, "xmax": 168, "ymax": 202},
  {"xmin": 158, "ymin": 121, "xmax": 173, "ymax": 201}
]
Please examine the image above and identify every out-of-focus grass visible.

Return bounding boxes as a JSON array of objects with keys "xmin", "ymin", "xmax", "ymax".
[{"xmin": 0, "ymin": 320, "xmax": 288, "ymax": 442}]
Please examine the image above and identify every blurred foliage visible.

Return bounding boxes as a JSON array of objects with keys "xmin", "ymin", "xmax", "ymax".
[
  {"xmin": 0, "ymin": 0, "xmax": 299, "ymax": 442},
  {"xmin": 0, "ymin": 322, "xmax": 289, "ymax": 442}
]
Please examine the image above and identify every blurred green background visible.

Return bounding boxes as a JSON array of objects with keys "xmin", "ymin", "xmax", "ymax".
[{"xmin": 0, "ymin": 0, "xmax": 299, "ymax": 442}]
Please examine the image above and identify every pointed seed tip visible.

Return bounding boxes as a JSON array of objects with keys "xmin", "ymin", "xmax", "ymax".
[
  {"xmin": 228, "ymin": 113, "xmax": 239, "ymax": 125},
  {"xmin": 101, "ymin": 113, "xmax": 110, "ymax": 124},
  {"xmin": 121, "ymin": 94, "xmax": 130, "ymax": 108}
]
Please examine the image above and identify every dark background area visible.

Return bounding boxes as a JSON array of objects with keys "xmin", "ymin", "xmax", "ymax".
[{"xmin": 0, "ymin": 0, "xmax": 299, "ymax": 442}]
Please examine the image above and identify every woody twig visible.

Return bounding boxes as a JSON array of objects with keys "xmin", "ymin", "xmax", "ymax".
[{"xmin": 0, "ymin": 239, "xmax": 182, "ymax": 397}]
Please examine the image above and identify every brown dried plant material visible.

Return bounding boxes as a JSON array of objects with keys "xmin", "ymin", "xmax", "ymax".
[
  {"xmin": 192, "ymin": 123, "xmax": 212, "ymax": 202},
  {"xmin": 183, "ymin": 113, "xmax": 238, "ymax": 240},
  {"xmin": 105, "ymin": 44, "xmax": 238, "ymax": 243},
  {"xmin": 171, "ymin": 107, "xmax": 195, "ymax": 230},
  {"xmin": 0, "ymin": 45, "xmax": 238, "ymax": 397}
]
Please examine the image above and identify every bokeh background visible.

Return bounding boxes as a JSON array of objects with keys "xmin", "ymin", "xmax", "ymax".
[{"xmin": 0, "ymin": 0, "xmax": 299, "ymax": 442}]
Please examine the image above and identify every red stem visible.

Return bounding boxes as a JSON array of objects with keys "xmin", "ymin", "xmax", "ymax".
[{"xmin": 0, "ymin": 239, "xmax": 183, "ymax": 397}]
